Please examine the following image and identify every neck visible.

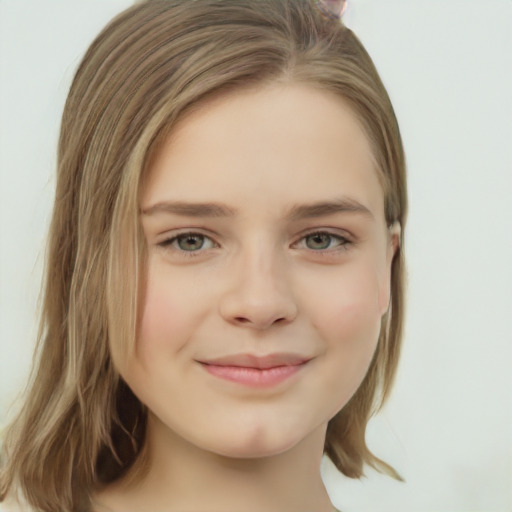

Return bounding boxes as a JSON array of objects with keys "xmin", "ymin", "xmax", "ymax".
[{"xmin": 95, "ymin": 415, "xmax": 336, "ymax": 512}]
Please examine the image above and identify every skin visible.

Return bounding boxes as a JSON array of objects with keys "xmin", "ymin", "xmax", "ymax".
[{"xmin": 95, "ymin": 82, "xmax": 399, "ymax": 512}]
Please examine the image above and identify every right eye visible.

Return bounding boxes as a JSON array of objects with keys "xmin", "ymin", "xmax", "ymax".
[{"xmin": 158, "ymin": 232, "xmax": 217, "ymax": 256}]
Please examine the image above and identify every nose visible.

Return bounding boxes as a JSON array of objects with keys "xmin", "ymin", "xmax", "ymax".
[{"xmin": 218, "ymin": 245, "xmax": 298, "ymax": 330}]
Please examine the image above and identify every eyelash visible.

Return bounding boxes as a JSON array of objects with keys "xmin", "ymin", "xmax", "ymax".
[{"xmin": 157, "ymin": 230, "xmax": 353, "ymax": 259}]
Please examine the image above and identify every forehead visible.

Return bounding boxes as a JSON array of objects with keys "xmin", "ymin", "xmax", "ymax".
[{"xmin": 143, "ymin": 83, "xmax": 384, "ymax": 220}]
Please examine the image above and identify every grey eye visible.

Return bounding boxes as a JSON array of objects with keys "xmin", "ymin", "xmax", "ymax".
[
  {"xmin": 175, "ymin": 234, "xmax": 207, "ymax": 251},
  {"xmin": 305, "ymin": 233, "xmax": 333, "ymax": 250}
]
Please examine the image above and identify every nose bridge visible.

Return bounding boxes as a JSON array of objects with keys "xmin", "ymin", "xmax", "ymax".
[
  {"xmin": 219, "ymin": 234, "xmax": 297, "ymax": 329},
  {"xmin": 242, "ymin": 235, "xmax": 284, "ymax": 283}
]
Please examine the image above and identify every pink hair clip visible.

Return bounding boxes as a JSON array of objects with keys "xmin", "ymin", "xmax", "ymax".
[{"xmin": 315, "ymin": 0, "xmax": 347, "ymax": 20}]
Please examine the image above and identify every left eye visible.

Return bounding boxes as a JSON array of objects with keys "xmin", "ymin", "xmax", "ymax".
[
  {"xmin": 161, "ymin": 233, "xmax": 216, "ymax": 252},
  {"xmin": 298, "ymin": 232, "xmax": 349, "ymax": 251}
]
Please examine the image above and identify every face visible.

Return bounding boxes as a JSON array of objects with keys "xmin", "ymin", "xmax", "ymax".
[{"xmin": 120, "ymin": 83, "xmax": 398, "ymax": 460}]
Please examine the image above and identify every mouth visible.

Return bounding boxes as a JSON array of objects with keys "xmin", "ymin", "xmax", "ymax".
[
  {"xmin": 198, "ymin": 353, "xmax": 311, "ymax": 369},
  {"xmin": 197, "ymin": 353, "xmax": 312, "ymax": 388}
]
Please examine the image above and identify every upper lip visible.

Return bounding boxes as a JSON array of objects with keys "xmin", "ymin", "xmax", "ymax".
[{"xmin": 198, "ymin": 353, "xmax": 312, "ymax": 370}]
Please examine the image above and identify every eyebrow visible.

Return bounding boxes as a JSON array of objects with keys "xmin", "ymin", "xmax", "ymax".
[
  {"xmin": 141, "ymin": 197, "xmax": 373, "ymax": 221},
  {"xmin": 286, "ymin": 198, "xmax": 373, "ymax": 221}
]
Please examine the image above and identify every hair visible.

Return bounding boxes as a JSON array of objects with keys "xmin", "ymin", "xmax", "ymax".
[{"xmin": 0, "ymin": 0, "xmax": 407, "ymax": 510}]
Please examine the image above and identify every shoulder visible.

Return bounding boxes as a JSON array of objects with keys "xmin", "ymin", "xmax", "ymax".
[{"xmin": 0, "ymin": 495, "xmax": 33, "ymax": 512}]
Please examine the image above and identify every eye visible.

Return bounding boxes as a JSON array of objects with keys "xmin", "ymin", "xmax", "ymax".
[
  {"xmin": 297, "ymin": 231, "xmax": 351, "ymax": 252},
  {"xmin": 159, "ymin": 232, "xmax": 217, "ymax": 254}
]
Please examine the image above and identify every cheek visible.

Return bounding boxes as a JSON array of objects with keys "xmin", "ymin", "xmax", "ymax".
[
  {"xmin": 137, "ymin": 281, "xmax": 178, "ymax": 356},
  {"xmin": 125, "ymin": 263, "xmax": 200, "ymax": 402},
  {"xmin": 139, "ymin": 284, "xmax": 176, "ymax": 339},
  {"xmin": 322, "ymin": 294, "xmax": 381, "ymax": 372},
  {"xmin": 136, "ymin": 260, "xmax": 202, "ymax": 359},
  {"xmin": 305, "ymin": 263, "xmax": 384, "ymax": 389},
  {"xmin": 310, "ymin": 262, "xmax": 383, "ymax": 338}
]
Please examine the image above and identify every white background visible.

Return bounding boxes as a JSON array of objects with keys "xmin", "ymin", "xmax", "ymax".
[{"xmin": 1, "ymin": 1, "xmax": 511, "ymax": 511}]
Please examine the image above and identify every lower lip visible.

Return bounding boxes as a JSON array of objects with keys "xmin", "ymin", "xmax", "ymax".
[{"xmin": 200, "ymin": 363, "xmax": 305, "ymax": 388}]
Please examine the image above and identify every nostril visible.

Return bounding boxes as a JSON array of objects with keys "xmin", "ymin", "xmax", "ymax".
[{"xmin": 234, "ymin": 315, "xmax": 286, "ymax": 327}]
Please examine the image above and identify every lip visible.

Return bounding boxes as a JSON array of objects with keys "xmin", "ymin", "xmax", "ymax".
[
  {"xmin": 197, "ymin": 353, "xmax": 312, "ymax": 388},
  {"xmin": 198, "ymin": 353, "xmax": 312, "ymax": 369}
]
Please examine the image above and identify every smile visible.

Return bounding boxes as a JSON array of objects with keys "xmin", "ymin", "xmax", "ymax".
[
  {"xmin": 199, "ymin": 362, "xmax": 307, "ymax": 388},
  {"xmin": 196, "ymin": 353, "xmax": 312, "ymax": 388}
]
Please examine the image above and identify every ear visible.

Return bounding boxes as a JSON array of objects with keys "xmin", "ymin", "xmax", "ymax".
[
  {"xmin": 379, "ymin": 221, "xmax": 401, "ymax": 315},
  {"xmin": 316, "ymin": 0, "xmax": 348, "ymax": 19}
]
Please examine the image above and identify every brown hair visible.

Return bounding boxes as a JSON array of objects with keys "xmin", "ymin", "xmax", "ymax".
[{"xmin": 0, "ymin": 0, "xmax": 407, "ymax": 510}]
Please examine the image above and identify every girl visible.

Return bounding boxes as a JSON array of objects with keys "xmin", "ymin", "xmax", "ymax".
[{"xmin": 0, "ymin": 0, "xmax": 407, "ymax": 510}]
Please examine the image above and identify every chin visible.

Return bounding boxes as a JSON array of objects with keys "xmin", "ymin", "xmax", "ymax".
[
  {"xmin": 213, "ymin": 440, "xmax": 298, "ymax": 460},
  {"xmin": 205, "ymin": 422, "xmax": 311, "ymax": 460}
]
